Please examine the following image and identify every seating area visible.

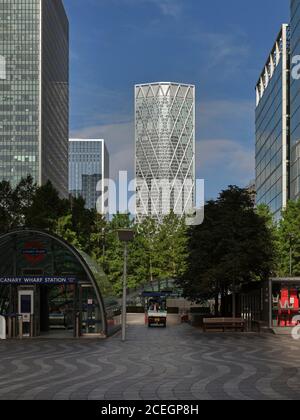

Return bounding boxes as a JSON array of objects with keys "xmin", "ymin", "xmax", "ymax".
[{"xmin": 203, "ymin": 318, "xmax": 246, "ymax": 332}]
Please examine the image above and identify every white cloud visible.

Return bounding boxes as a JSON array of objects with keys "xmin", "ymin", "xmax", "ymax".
[
  {"xmin": 196, "ymin": 99, "xmax": 255, "ymax": 189},
  {"xmin": 70, "ymin": 120, "xmax": 134, "ymax": 182},
  {"xmin": 198, "ymin": 139, "xmax": 254, "ymax": 175},
  {"xmin": 151, "ymin": 0, "xmax": 182, "ymax": 17},
  {"xmin": 102, "ymin": 0, "xmax": 183, "ymax": 18},
  {"xmin": 199, "ymin": 99, "xmax": 253, "ymax": 121},
  {"xmin": 185, "ymin": 29, "xmax": 250, "ymax": 77},
  {"xmin": 70, "ymin": 98, "xmax": 255, "ymax": 197}
]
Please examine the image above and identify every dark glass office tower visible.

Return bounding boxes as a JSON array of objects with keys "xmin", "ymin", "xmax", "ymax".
[
  {"xmin": 290, "ymin": 0, "xmax": 300, "ymax": 200},
  {"xmin": 69, "ymin": 139, "xmax": 109, "ymax": 212},
  {"xmin": 255, "ymin": 25, "xmax": 290, "ymax": 222},
  {"xmin": 0, "ymin": 0, "xmax": 69, "ymax": 197}
]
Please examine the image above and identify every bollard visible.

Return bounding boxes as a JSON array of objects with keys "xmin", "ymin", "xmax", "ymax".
[
  {"xmin": 8, "ymin": 317, "xmax": 12, "ymax": 339},
  {"xmin": 18, "ymin": 316, "xmax": 23, "ymax": 339},
  {"xmin": 12, "ymin": 317, "xmax": 16, "ymax": 338},
  {"xmin": 75, "ymin": 314, "xmax": 80, "ymax": 338},
  {"xmin": 0, "ymin": 316, "xmax": 6, "ymax": 340},
  {"xmin": 30, "ymin": 314, "xmax": 34, "ymax": 338}
]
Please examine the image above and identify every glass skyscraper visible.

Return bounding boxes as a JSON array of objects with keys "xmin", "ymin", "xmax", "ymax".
[
  {"xmin": 255, "ymin": 25, "xmax": 290, "ymax": 222},
  {"xmin": 135, "ymin": 82, "xmax": 195, "ymax": 223},
  {"xmin": 0, "ymin": 0, "xmax": 69, "ymax": 197},
  {"xmin": 290, "ymin": 0, "xmax": 300, "ymax": 200},
  {"xmin": 69, "ymin": 139, "xmax": 109, "ymax": 212}
]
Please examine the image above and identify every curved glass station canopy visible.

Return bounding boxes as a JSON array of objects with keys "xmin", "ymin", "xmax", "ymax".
[{"xmin": 0, "ymin": 229, "xmax": 121, "ymax": 338}]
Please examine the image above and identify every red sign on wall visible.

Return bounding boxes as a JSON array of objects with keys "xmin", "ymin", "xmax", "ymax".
[{"xmin": 22, "ymin": 242, "xmax": 47, "ymax": 265}]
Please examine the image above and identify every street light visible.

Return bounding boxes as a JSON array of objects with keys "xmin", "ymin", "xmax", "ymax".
[
  {"xmin": 288, "ymin": 233, "xmax": 295, "ymax": 277},
  {"xmin": 117, "ymin": 229, "xmax": 135, "ymax": 342}
]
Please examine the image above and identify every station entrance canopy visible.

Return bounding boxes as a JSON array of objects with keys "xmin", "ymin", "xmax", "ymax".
[{"xmin": 0, "ymin": 229, "xmax": 121, "ymax": 338}]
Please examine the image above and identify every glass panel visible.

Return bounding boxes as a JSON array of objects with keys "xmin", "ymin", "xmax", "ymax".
[
  {"xmin": 21, "ymin": 295, "xmax": 31, "ymax": 313},
  {"xmin": 80, "ymin": 286, "xmax": 103, "ymax": 335},
  {"xmin": 48, "ymin": 285, "xmax": 75, "ymax": 331},
  {"xmin": 272, "ymin": 283, "xmax": 300, "ymax": 327},
  {"xmin": 105, "ymin": 297, "xmax": 122, "ymax": 336}
]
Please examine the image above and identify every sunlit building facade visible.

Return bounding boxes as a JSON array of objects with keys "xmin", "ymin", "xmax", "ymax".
[
  {"xmin": 255, "ymin": 25, "xmax": 290, "ymax": 222},
  {"xmin": 135, "ymin": 82, "xmax": 195, "ymax": 223},
  {"xmin": 290, "ymin": 0, "xmax": 300, "ymax": 200},
  {"xmin": 0, "ymin": 0, "xmax": 69, "ymax": 197}
]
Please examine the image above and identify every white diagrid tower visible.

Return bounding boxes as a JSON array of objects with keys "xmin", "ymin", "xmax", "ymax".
[{"xmin": 135, "ymin": 82, "xmax": 196, "ymax": 223}]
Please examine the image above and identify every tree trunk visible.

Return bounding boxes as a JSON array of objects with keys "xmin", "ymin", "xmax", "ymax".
[{"xmin": 214, "ymin": 292, "xmax": 219, "ymax": 316}]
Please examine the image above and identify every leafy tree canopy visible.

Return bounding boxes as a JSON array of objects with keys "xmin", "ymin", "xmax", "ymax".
[{"xmin": 178, "ymin": 186, "xmax": 276, "ymax": 309}]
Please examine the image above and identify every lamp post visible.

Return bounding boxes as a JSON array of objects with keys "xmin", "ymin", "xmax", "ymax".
[
  {"xmin": 117, "ymin": 229, "xmax": 134, "ymax": 342},
  {"xmin": 288, "ymin": 233, "xmax": 295, "ymax": 277}
]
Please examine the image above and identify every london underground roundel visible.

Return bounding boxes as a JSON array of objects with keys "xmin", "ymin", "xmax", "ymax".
[{"xmin": 22, "ymin": 241, "xmax": 47, "ymax": 265}]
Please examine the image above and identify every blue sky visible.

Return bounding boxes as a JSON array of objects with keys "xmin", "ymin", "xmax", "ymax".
[{"xmin": 64, "ymin": 0, "xmax": 290, "ymax": 199}]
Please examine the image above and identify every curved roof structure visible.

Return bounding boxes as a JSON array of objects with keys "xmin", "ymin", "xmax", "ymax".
[{"xmin": 0, "ymin": 229, "xmax": 118, "ymax": 337}]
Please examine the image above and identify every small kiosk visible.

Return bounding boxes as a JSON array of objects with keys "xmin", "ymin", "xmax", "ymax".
[{"xmin": 269, "ymin": 278, "xmax": 300, "ymax": 330}]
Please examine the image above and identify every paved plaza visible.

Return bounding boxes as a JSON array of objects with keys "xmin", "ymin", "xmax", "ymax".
[{"xmin": 0, "ymin": 325, "xmax": 300, "ymax": 400}]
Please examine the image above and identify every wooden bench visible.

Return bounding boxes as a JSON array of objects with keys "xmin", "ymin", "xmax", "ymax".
[{"xmin": 203, "ymin": 318, "xmax": 246, "ymax": 332}]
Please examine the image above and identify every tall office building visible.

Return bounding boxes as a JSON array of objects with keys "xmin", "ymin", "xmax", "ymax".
[
  {"xmin": 0, "ymin": 0, "xmax": 69, "ymax": 197},
  {"xmin": 255, "ymin": 25, "xmax": 290, "ymax": 222},
  {"xmin": 290, "ymin": 0, "xmax": 300, "ymax": 200},
  {"xmin": 69, "ymin": 139, "xmax": 109, "ymax": 213},
  {"xmin": 135, "ymin": 82, "xmax": 195, "ymax": 223}
]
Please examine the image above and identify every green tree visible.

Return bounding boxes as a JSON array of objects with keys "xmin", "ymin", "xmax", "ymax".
[
  {"xmin": 0, "ymin": 176, "xmax": 37, "ymax": 233},
  {"xmin": 54, "ymin": 214, "xmax": 81, "ymax": 249},
  {"xmin": 103, "ymin": 213, "xmax": 134, "ymax": 295},
  {"xmin": 277, "ymin": 200, "xmax": 300, "ymax": 276},
  {"xmin": 178, "ymin": 200, "xmax": 223, "ymax": 313},
  {"xmin": 156, "ymin": 212, "xmax": 188, "ymax": 287},
  {"xmin": 0, "ymin": 180, "xmax": 15, "ymax": 233},
  {"xmin": 130, "ymin": 217, "xmax": 160, "ymax": 290},
  {"xmin": 178, "ymin": 186, "xmax": 276, "ymax": 315},
  {"xmin": 128, "ymin": 214, "xmax": 189, "ymax": 292},
  {"xmin": 90, "ymin": 213, "xmax": 108, "ymax": 263},
  {"xmin": 25, "ymin": 181, "xmax": 68, "ymax": 231},
  {"xmin": 14, "ymin": 175, "xmax": 37, "ymax": 225},
  {"xmin": 69, "ymin": 196, "xmax": 96, "ymax": 253}
]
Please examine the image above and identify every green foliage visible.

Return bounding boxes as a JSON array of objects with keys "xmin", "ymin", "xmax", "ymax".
[
  {"xmin": 90, "ymin": 213, "xmax": 108, "ymax": 262},
  {"xmin": 54, "ymin": 214, "xmax": 82, "ymax": 249},
  {"xmin": 156, "ymin": 212, "xmax": 188, "ymax": 281},
  {"xmin": 277, "ymin": 200, "xmax": 300, "ymax": 276},
  {"xmin": 0, "ymin": 176, "xmax": 37, "ymax": 233},
  {"xmin": 0, "ymin": 180, "xmax": 15, "ymax": 233},
  {"xmin": 126, "ymin": 213, "xmax": 189, "ymax": 294},
  {"xmin": 25, "ymin": 181, "xmax": 69, "ymax": 231},
  {"xmin": 129, "ymin": 217, "xmax": 159, "ymax": 290},
  {"xmin": 178, "ymin": 186, "xmax": 276, "ymax": 307},
  {"xmin": 102, "ymin": 213, "xmax": 134, "ymax": 295},
  {"xmin": 255, "ymin": 200, "xmax": 300, "ymax": 277},
  {"xmin": 1, "ymin": 178, "xmax": 283, "ymax": 303}
]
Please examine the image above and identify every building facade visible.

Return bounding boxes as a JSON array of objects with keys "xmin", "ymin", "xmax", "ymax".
[
  {"xmin": 0, "ymin": 0, "xmax": 69, "ymax": 197},
  {"xmin": 255, "ymin": 25, "xmax": 290, "ymax": 222},
  {"xmin": 135, "ymin": 82, "xmax": 195, "ymax": 223},
  {"xmin": 290, "ymin": 0, "xmax": 300, "ymax": 200},
  {"xmin": 69, "ymin": 139, "xmax": 109, "ymax": 212}
]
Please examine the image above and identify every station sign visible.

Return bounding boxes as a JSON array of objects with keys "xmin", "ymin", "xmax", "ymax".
[
  {"xmin": 0, "ymin": 276, "xmax": 78, "ymax": 285},
  {"xmin": 22, "ymin": 241, "xmax": 47, "ymax": 265}
]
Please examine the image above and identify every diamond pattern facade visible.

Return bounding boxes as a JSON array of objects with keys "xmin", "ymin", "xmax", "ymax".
[{"xmin": 135, "ymin": 82, "xmax": 195, "ymax": 223}]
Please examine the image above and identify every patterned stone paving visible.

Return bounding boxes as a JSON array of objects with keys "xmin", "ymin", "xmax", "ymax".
[{"xmin": 0, "ymin": 325, "xmax": 300, "ymax": 400}]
